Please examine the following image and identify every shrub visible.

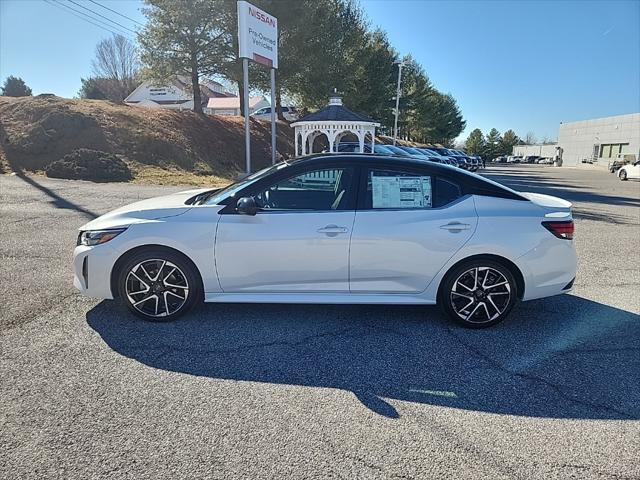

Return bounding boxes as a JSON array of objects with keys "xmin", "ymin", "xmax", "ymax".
[{"xmin": 46, "ymin": 149, "xmax": 132, "ymax": 182}]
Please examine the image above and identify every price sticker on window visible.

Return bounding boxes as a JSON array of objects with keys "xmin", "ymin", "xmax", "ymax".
[{"xmin": 372, "ymin": 175, "xmax": 432, "ymax": 209}]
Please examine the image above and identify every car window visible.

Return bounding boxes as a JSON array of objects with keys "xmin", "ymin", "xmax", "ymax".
[
  {"xmin": 202, "ymin": 163, "xmax": 289, "ymax": 205},
  {"xmin": 433, "ymin": 177, "xmax": 463, "ymax": 207},
  {"xmin": 362, "ymin": 169, "xmax": 432, "ymax": 210},
  {"xmin": 253, "ymin": 167, "xmax": 354, "ymax": 211}
]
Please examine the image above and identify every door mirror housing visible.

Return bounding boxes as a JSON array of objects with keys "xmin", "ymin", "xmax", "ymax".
[{"xmin": 236, "ymin": 196, "xmax": 259, "ymax": 216}]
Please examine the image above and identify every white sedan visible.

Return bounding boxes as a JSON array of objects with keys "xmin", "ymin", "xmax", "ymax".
[
  {"xmin": 618, "ymin": 160, "xmax": 640, "ymax": 180},
  {"xmin": 73, "ymin": 155, "xmax": 577, "ymax": 328}
]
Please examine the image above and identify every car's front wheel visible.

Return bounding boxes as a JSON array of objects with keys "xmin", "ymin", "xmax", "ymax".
[
  {"xmin": 619, "ymin": 169, "xmax": 628, "ymax": 181},
  {"xmin": 117, "ymin": 249, "xmax": 201, "ymax": 321},
  {"xmin": 440, "ymin": 259, "xmax": 518, "ymax": 328}
]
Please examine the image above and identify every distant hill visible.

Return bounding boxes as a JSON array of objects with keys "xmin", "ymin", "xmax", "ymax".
[{"xmin": 0, "ymin": 96, "xmax": 294, "ymax": 185}]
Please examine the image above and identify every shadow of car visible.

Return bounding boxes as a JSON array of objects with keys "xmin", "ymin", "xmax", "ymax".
[{"xmin": 87, "ymin": 294, "xmax": 639, "ymax": 420}]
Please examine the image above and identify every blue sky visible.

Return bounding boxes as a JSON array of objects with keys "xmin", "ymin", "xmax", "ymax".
[{"xmin": 1, "ymin": 0, "xmax": 639, "ymax": 141}]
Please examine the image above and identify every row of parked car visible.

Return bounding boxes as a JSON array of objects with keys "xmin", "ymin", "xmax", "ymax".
[
  {"xmin": 337, "ymin": 142, "xmax": 483, "ymax": 171},
  {"xmin": 492, "ymin": 155, "xmax": 553, "ymax": 164}
]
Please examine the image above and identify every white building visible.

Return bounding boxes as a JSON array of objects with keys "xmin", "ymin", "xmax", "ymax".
[
  {"xmin": 557, "ymin": 113, "xmax": 640, "ymax": 166},
  {"xmin": 512, "ymin": 113, "xmax": 640, "ymax": 166},
  {"xmin": 512, "ymin": 144, "xmax": 558, "ymax": 158},
  {"xmin": 205, "ymin": 96, "xmax": 269, "ymax": 116},
  {"xmin": 125, "ymin": 76, "xmax": 234, "ymax": 111}
]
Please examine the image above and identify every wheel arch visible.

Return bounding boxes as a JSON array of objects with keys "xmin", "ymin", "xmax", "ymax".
[
  {"xmin": 436, "ymin": 253, "xmax": 526, "ymax": 302},
  {"xmin": 110, "ymin": 244, "xmax": 204, "ymax": 299}
]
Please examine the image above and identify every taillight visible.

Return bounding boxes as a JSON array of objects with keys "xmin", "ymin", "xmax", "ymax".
[{"xmin": 542, "ymin": 220, "xmax": 574, "ymax": 240}]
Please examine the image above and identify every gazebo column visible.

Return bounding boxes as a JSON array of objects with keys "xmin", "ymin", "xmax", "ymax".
[
  {"xmin": 294, "ymin": 133, "xmax": 299, "ymax": 157},
  {"xmin": 358, "ymin": 131, "xmax": 365, "ymax": 153},
  {"xmin": 370, "ymin": 129, "xmax": 376, "ymax": 150},
  {"xmin": 328, "ymin": 128, "xmax": 337, "ymax": 153}
]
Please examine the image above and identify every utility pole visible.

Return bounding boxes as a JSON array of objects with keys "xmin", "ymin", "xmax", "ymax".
[{"xmin": 393, "ymin": 59, "xmax": 406, "ymax": 146}]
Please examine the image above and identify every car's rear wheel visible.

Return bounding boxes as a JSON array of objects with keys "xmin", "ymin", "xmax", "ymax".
[
  {"xmin": 440, "ymin": 259, "xmax": 518, "ymax": 328},
  {"xmin": 619, "ymin": 169, "xmax": 628, "ymax": 181},
  {"xmin": 117, "ymin": 249, "xmax": 201, "ymax": 322}
]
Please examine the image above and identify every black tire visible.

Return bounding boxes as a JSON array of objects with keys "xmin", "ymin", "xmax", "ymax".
[
  {"xmin": 619, "ymin": 169, "xmax": 628, "ymax": 181},
  {"xmin": 439, "ymin": 259, "xmax": 518, "ymax": 328},
  {"xmin": 116, "ymin": 248, "xmax": 202, "ymax": 322}
]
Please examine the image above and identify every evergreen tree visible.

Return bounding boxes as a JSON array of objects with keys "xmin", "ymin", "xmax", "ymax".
[
  {"xmin": 1, "ymin": 76, "xmax": 32, "ymax": 97},
  {"xmin": 465, "ymin": 128, "xmax": 486, "ymax": 156},
  {"xmin": 500, "ymin": 129, "xmax": 520, "ymax": 155},
  {"xmin": 485, "ymin": 128, "xmax": 502, "ymax": 159},
  {"xmin": 139, "ymin": 0, "xmax": 228, "ymax": 114}
]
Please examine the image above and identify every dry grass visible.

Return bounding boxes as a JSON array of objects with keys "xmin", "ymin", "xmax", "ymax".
[{"xmin": 0, "ymin": 95, "xmax": 294, "ymax": 185}]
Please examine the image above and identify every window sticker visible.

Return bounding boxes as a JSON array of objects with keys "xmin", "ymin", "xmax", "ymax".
[{"xmin": 371, "ymin": 174, "xmax": 432, "ymax": 209}]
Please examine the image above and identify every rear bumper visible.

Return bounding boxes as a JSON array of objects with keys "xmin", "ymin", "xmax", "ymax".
[
  {"xmin": 73, "ymin": 244, "xmax": 117, "ymax": 299},
  {"xmin": 517, "ymin": 238, "xmax": 578, "ymax": 301}
]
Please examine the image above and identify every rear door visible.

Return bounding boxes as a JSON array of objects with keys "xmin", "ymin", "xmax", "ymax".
[{"xmin": 349, "ymin": 165, "xmax": 478, "ymax": 293}]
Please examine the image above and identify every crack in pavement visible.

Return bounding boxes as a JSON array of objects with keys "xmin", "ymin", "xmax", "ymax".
[{"xmin": 444, "ymin": 327, "xmax": 636, "ymax": 419}]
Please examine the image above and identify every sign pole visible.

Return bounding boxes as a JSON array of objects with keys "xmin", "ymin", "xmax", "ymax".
[
  {"xmin": 237, "ymin": 0, "xmax": 277, "ymax": 171},
  {"xmin": 270, "ymin": 68, "xmax": 276, "ymax": 165},
  {"xmin": 242, "ymin": 57, "xmax": 250, "ymax": 174}
]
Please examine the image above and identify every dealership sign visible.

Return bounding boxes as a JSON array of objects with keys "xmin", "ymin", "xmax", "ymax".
[{"xmin": 237, "ymin": 1, "xmax": 278, "ymax": 69}]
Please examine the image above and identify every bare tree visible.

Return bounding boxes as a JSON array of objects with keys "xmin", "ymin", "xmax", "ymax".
[
  {"xmin": 524, "ymin": 131, "xmax": 537, "ymax": 145},
  {"xmin": 90, "ymin": 34, "xmax": 140, "ymax": 102}
]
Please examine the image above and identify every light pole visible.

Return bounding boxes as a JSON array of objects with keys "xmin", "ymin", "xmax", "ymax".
[{"xmin": 393, "ymin": 59, "xmax": 407, "ymax": 145}]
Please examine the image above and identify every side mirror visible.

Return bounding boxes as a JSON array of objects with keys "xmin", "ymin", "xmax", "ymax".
[{"xmin": 236, "ymin": 196, "xmax": 259, "ymax": 216}]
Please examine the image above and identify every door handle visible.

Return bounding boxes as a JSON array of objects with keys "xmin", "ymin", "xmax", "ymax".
[
  {"xmin": 317, "ymin": 225, "xmax": 348, "ymax": 236},
  {"xmin": 439, "ymin": 222, "xmax": 471, "ymax": 232}
]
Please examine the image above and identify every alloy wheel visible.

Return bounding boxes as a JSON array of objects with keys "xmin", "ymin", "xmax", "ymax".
[
  {"xmin": 450, "ymin": 266, "xmax": 512, "ymax": 324},
  {"xmin": 125, "ymin": 259, "xmax": 190, "ymax": 318}
]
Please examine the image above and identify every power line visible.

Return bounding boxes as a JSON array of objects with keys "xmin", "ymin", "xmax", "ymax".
[
  {"xmin": 47, "ymin": 0, "xmax": 132, "ymax": 37},
  {"xmin": 44, "ymin": 0, "xmax": 132, "ymax": 38},
  {"xmin": 66, "ymin": 0, "xmax": 138, "ymax": 34},
  {"xmin": 87, "ymin": 0, "xmax": 145, "ymax": 28}
]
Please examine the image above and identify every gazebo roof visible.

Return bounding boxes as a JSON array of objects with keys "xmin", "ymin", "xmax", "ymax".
[
  {"xmin": 292, "ymin": 93, "xmax": 378, "ymax": 125},
  {"xmin": 296, "ymin": 105, "xmax": 377, "ymax": 123}
]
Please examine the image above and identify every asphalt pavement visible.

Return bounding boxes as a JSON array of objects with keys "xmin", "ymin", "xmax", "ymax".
[{"xmin": 1, "ymin": 165, "xmax": 639, "ymax": 479}]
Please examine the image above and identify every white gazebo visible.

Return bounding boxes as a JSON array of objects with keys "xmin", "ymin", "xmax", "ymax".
[{"xmin": 290, "ymin": 93, "xmax": 380, "ymax": 156}]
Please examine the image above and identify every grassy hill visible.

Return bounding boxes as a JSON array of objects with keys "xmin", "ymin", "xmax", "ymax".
[{"xmin": 0, "ymin": 96, "xmax": 294, "ymax": 185}]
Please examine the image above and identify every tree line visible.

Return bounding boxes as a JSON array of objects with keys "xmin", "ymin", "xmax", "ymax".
[
  {"xmin": 464, "ymin": 128, "xmax": 554, "ymax": 159},
  {"xmin": 3, "ymin": 0, "xmax": 467, "ymax": 146},
  {"xmin": 137, "ymin": 0, "xmax": 465, "ymax": 145}
]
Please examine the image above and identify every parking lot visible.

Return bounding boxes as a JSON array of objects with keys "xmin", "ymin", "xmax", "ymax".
[{"xmin": 1, "ymin": 165, "xmax": 639, "ymax": 479}]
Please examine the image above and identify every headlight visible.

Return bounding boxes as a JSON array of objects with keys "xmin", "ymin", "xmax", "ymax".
[{"xmin": 77, "ymin": 228, "xmax": 126, "ymax": 246}]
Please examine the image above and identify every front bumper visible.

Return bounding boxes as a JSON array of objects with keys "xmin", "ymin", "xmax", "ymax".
[{"xmin": 73, "ymin": 244, "xmax": 118, "ymax": 299}]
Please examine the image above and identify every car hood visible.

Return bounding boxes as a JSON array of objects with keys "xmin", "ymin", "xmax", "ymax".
[{"xmin": 79, "ymin": 188, "xmax": 211, "ymax": 231}]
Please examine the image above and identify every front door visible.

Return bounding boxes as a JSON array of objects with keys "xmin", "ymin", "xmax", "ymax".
[
  {"xmin": 215, "ymin": 166, "xmax": 356, "ymax": 292},
  {"xmin": 349, "ymin": 167, "xmax": 478, "ymax": 293}
]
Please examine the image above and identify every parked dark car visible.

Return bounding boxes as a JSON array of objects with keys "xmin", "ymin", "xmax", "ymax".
[
  {"xmin": 425, "ymin": 147, "xmax": 466, "ymax": 169},
  {"xmin": 337, "ymin": 142, "xmax": 395, "ymax": 154}
]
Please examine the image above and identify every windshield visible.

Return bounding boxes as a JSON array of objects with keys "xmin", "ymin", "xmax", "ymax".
[
  {"xmin": 402, "ymin": 147, "xmax": 426, "ymax": 156},
  {"xmin": 374, "ymin": 145, "xmax": 393, "ymax": 154},
  {"xmin": 201, "ymin": 162, "xmax": 289, "ymax": 205},
  {"xmin": 384, "ymin": 145, "xmax": 409, "ymax": 155},
  {"xmin": 421, "ymin": 148, "xmax": 440, "ymax": 156}
]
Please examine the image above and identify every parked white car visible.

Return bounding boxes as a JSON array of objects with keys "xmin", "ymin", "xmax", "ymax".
[
  {"xmin": 251, "ymin": 106, "xmax": 298, "ymax": 121},
  {"xmin": 73, "ymin": 155, "xmax": 577, "ymax": 328},
  {"xmin": 617, "ymin": 160, "xmax": 640, "ymax": 180}
]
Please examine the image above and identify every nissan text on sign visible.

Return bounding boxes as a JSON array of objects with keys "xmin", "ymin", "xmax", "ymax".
[{"xmin": 237, "ymin": 0, "xmax": 278, "ymax": 69}]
